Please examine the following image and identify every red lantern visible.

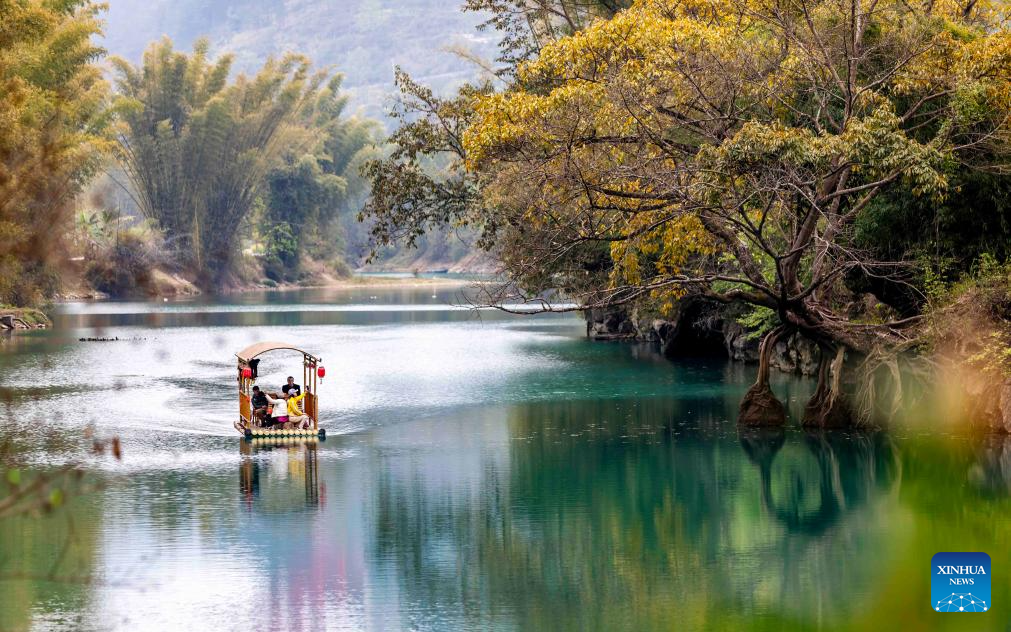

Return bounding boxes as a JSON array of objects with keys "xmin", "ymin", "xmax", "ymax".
[
  {"xmin": 241, "ymin": 367, "xmax": 253, "ymax": 379},
  {"xmin": 317, "ymin": 366, "xmax": 326, "ymax": 379}
]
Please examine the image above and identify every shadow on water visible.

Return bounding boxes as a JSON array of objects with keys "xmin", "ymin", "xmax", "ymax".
[{"xmin": 238, "ymin": 441, "xmax": 324, "ymax": 511}]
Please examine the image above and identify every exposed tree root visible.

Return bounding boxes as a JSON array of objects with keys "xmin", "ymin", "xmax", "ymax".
[
  {"xmin": 852, "ymin": 348, "xmax": 941, "ymax": 427},
  {"xmin": 803, "ymin": 346, "xmax": 854, "ymax": 428},
  {"xmin": 739, "ymin": 326, "xmax": 788, "ymax": 427}
]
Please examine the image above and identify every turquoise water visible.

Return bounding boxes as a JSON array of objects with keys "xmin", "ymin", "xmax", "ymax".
[{"xmin": 1, "ymin": 286, "xmax": 1009, "ymax": 631}]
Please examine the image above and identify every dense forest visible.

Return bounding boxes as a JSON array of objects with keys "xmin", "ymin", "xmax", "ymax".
[{"xmin": 99, "ymin": 0, "xmax": 506, "ymax": 270}]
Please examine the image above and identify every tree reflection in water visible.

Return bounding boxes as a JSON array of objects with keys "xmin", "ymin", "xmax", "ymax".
[
  {"xmin": 371, "ymin": 397, "xmax": 906, "ymax": 630},
  {"xmin": 740, "ymin": 429, "xmax": 900, "ymax": 534},
  {"xmin": 970, "ymin": 434, "xmax": 1011, "ymax": 495}
]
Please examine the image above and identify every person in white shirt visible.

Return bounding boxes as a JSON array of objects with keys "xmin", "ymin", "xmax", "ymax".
[{"xmin": 264, "ymin": 392, "xmax": 289, "ymax": 427}]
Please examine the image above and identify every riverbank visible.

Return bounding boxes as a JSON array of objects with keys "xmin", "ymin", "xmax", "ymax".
[
  {"xmin": 56, "ymin": 258, "xmax": 488, "ymax": 304},
  {"xmin": 55, "ymin": 272, "xmax": 486, "ymax": 305},
  {"xmin": 0, "ymin": 306, "xmax": 52, "ymax": 330},
  {"xmin": 238, "ymin": 271, "xmax": 486, "ymax": 293}
]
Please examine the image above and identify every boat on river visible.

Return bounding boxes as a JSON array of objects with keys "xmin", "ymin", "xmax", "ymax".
[{"xmin": 234, "ymin": 341, "xmax": 326, "ymax": 442}]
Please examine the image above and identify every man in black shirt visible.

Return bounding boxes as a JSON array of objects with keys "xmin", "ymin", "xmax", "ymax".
[
  {"xmin": 251, "ymin": 386, "xmax": 269, "ymax": 425},
  {"xmin": 281, "ymin": 376, "xmax": 301, "ymax": 397}
]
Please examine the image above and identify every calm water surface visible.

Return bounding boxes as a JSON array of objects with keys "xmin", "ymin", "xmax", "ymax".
[{"xmin": 1, "ymin": 285, "xmax": 1009, "ymax": 631}]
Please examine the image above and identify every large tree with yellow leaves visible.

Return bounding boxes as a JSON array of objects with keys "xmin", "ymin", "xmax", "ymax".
[{"xmin": 447, "ymin": 0, "xmax": 1011, "ymax": 426}]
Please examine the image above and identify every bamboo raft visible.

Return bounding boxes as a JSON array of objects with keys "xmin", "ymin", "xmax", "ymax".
[{"xmin": 234, "ymin": 341, "xmax": 327, "ymax": 442}]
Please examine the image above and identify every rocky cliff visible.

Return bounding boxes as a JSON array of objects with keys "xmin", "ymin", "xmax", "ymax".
[{"xmin": 586, "ymin": 300, "xmax": 822, "ymax": 376}]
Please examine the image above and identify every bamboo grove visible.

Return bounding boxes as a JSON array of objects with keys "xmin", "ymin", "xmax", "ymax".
[
  {"xmin": 0, "ymin": 0, "xmax": 110, "ymax": 306},
  {"xmin": 1, "ymin": 1, "xmax": 379, "ymax": 303},
  {"xmin": 112, "ymin": 39, "xmax": 378, "ymax": 284}
]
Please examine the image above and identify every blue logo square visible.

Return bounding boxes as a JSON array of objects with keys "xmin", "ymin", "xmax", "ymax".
[{"xmin": 932, "ymin": 552, "xmax": 991, "ymax": 612}]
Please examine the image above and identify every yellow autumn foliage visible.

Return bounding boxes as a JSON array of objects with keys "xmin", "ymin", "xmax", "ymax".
[{"xmin": 462, "ymin": 0, "xmax": 1011, "ymax": 304}]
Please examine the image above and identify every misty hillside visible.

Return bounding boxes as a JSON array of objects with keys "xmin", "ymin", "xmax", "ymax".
[{"xmin": 101, "ymin": 0, "xmax": 499, "ymax": 122}]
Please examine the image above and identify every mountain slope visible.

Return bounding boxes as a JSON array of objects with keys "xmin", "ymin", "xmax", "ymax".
[{"xmin": 101, "ymin": 0, "xmax": 499, "ymax": 121}]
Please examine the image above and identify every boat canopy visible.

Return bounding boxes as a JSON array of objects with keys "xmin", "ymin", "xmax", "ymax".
[{"xmin": 236, "ymin": 341, "xmax": 320, "ymax": 363}]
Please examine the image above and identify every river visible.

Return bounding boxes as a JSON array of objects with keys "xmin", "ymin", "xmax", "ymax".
[{"xmin": 0, "ymin": 285, "xmax": 1008, "ymax": 631}]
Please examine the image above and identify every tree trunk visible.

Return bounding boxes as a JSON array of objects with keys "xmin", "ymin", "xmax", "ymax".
[
  {"xmin": 802, "ymin": 345, "xmax": 853, "ymax": 428},
  {"xmin": 738, "ymin": 326, "xmax": 788, "ymax": 426}
]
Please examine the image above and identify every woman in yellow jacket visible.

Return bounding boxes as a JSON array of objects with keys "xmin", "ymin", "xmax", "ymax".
[{"xmin": 284, "ymin": 389, "xmax": 310, "ymax": 429}]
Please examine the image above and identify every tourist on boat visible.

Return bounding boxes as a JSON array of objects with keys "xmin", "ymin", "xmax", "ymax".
[
  {"xmin": 284, "ymin": 388, "xmax": 310, "ymax": 429},
  {"xmin": 281, "ymin": 376, "xmax": 301, "ymax": 396},
  {"xmin": 264, "ymin": 391, "xmax": 289, "ymax": 427},
  {"xmin": 251, "ymin": 386, "xmax": 269, "ymax": 425}
]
